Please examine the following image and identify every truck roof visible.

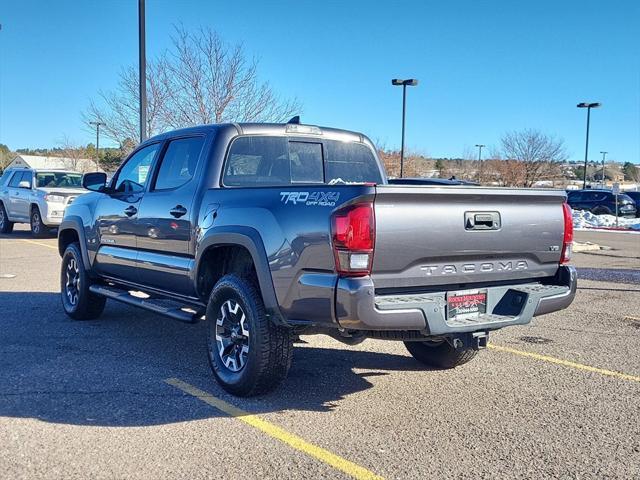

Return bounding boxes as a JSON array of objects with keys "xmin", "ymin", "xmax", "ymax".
[{"xmin": 144, "ymin": 122, "xmax": 367, "ymax": 145}]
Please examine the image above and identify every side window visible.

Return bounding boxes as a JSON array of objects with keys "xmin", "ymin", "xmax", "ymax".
[
  {"xmin": 568, "ymin": 192, "xmax": 582, "ymax": 202},
  {"xmin": 9, "ymin": 171, "xmax": 26, "ymax": 188},
  {"xmin": 224, "ymin": 137, "xmax": 288, "ymax": 186},
  {"xmin": 154, "ymin": 137, "xmax": 204, "ymax": 190},
  {"xmin": 114, "ymin": 144, "xmax": 160, "ymax": 193},
  {"xmin": 289, "ymin": 142, "xmax": 323, "ymax": 183},
  {"xmin": 0, "ymin": 170, "xmax": 12, "ymax": 186}
]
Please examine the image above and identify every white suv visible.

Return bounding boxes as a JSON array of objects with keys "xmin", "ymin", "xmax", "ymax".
[{"xmin": 0, "ymin": 168, "xmax": 86, "ymax": 237}]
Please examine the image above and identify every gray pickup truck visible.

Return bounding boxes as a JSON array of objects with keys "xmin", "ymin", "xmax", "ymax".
[{"xmin": 57, "ymin": 121, "xmax": 576, "ymax": 396}]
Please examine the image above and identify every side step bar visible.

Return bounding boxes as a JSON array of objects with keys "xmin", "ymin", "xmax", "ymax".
[{"xmin": 89, "ymin": 284, "xmax": 203, "ymax": 323}]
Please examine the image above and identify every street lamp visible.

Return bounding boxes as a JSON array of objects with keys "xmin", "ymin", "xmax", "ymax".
[
  {"xmin": 475, "ymin": 144, "xmax": 485, "ymax": 181},
  {"xmin": 391, "ymin": 78, "xmax": 418, "ymax": 177},
  {"xmin": 600, "ymin": 151, "xmax": 608, "ymax": 187},
  {"xmin": 89, "ymin": 121, "xmax": 106, "ymax": 170},
  {"xmin": 577, "ymin": 102, "xmax": 601, "ymax": 188}
]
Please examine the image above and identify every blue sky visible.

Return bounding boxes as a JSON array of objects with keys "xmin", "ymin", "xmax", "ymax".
[{"xmin": 1, "ymin": 0, "xmax": 638, "ymax": 163}]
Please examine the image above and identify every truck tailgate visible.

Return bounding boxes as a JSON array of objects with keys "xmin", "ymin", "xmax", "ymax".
[{"xmin": 372, "ymin": 185, "xmax": 567, "ymax": 290}]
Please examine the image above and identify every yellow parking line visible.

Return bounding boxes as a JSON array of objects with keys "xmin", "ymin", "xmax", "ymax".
[
  {"xmin": 488, "ymin": 344, "xmax": 640, "ymax": 383},
  {"xmin": 21, "ymin": 239, "xmax": 58, "ymax": 250},
  {"xmin": 165, "ymin": 378, "xmax": 384, "ymax": 480}
]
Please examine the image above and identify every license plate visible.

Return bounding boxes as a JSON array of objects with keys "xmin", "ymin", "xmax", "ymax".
[{"xmin": 447, "ymin": 290, "xmax": 487, "ymax": 320}]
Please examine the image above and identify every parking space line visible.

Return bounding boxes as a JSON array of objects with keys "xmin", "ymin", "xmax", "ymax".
[
  {"xmin": 488, "ymin": 344, "xmax": 640, "ymax": 383},
  {"xmin": 165, "ymin": 378, "xmax": 384, "ymax": 480},
  {"xmin": 21, "ymin": 239, "xmax": 58, "ymax": 250}
]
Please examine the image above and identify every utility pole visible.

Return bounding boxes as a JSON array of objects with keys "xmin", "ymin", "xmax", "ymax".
[
  {"xmin": 89, "ymin": 121, "xmax": 106, "ymax": 170},
  {"xmin": 600, "ymin": 151, "xmax": 608, "ymax": 188},
  {"xmin": 138, "ymin": 0, "xmax": 147, "ymax": 142}
]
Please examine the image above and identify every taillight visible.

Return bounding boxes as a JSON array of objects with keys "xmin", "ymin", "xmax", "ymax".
[
  {"xmin": 560, "ymin": 202, "xmax": 573, "ymax": 264},
  {"xmin": 331, "ymin": 203, "xmax": 375, "ymax": 276}
]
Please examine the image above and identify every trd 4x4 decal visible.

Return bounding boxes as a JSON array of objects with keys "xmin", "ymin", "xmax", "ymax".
[{"xmin": 280, "ymin": 191, "xmax": 340, "ymax": 207}]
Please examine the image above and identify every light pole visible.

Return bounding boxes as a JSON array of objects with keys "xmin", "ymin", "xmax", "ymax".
[
  {"xmin": 600, "ymin": 151, "xmax": 608, "ymax": 187},
  {"xmin": 89, "ymin": 121, "xmax": 106, "ymax": 170},
  {"xmin": 475, "ymin": 144, "xmax": 485, "ymax": 182},
  {"xmin": 391, "ymin": 78, "xmax": 418, "ymax": 177},
  {"xmin": 139, "ymin": 0, "xmax": 147, "ymax": 142},
  {"xmin": 577, "ymin": 102, "xmax": 601, "ymax": 188}
]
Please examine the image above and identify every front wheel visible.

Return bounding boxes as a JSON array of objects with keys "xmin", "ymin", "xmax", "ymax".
[
  {"xmin": 31, "ymin": 206, "xmax": 49, "ymax": 238},
  {"xmin": 404, "ymin": 339, "xmax": 477, "ymax": 369},
  {"xmin": 60, "ymin": 242, "xmax": 106, "ymax": 320},
  {"xmin": 206, "ymin": 274, "xmax": 294, "ymax": 396}
]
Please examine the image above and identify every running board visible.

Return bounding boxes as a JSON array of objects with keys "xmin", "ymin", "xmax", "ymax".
[{"xmin": 89, "ymin": 284, "xmax": 203, "ymax": 323}]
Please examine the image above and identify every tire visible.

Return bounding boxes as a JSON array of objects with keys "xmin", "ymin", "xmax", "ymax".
[
  {"xmin": 30, "ymin": 206, "xmax": 49, "ymax": 238},
  {"xmin": 404, "ymin": 339, "xmax": 477, "ymax": 369},
  {"xmin": 206, "ymin": 274, "xmax": 294, "ymax": 396},
  {"xmin": 0, "ymin": 203, "xmax": 14, "ymax": 234},
  {"xmin": 592, "ymin": 206, "xmax": 610, "ymax": 215},
  {"xmin": 60, "ymin": 242, "xmax": 106, "ymax": 320}
]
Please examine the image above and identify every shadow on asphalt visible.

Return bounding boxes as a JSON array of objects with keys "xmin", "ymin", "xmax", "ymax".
[
  {"xmin": 0, "ymin": 291, "xmax": 426, "ymax": 427},
  {"xmin": 0, "ymin": 230, "xmax": 57, "ymax": 240}
]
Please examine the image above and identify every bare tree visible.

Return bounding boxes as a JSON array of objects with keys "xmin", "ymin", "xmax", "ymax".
[
  {"xmin": 58, "ymin": 136, "xmax": 89, "ymax": 172},
  {"xmin": 500, "ymin": 129, "xmax": 566, "ymax": 187},
  {"xmin": 85, "ymin": 26, "xmax": 301, "ymax": 146}
]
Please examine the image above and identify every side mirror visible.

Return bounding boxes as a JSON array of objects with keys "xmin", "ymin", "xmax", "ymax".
[
  {"xmin": 82, "ymin": 172, "xmax": 108, "ymax": 192},
  {"xmin": 18, "ymin": 180, "xmax": 31, "ymax": 189}
]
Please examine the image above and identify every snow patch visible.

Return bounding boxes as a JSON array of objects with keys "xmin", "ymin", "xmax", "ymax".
[{"xmin": 572, "ymin": 209, "xmax": 640, "ymax": 231}]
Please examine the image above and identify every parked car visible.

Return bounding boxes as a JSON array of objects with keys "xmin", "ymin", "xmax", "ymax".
[
  {"xmin": 0, "ymin": 168, "xmax": 86, "ymax": 237},
  {"xmin": 623, "ymin": 191, "xmax": 640, "ymax": 217},
  {"xmin": 57, "ymin": 121, "xmax": 576, "ymax": 396},
  {"xmin": 567, "ymin": 189, "xmax": 637, "ymax": 217}
]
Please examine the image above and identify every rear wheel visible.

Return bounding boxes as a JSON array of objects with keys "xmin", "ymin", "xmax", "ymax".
[
  {"xmin": 0, "ymin": 203, "xmax": 14, "ymax": 234},
  {"xmin": 60, "ymin": 242, "xmax": 106, "ymax": 320},
  {"xmin": 404, "ymin": 339, "xmax": 477, "ymax": 369},
  {"xmin": 206, "ymin": 274, "xmax": 294, "ymax": 396},
  {"xmin": 592, "ymin": 206, "xmax": 610, "ymax": 215},
  {"xmin": 31, "ymin": 206, "xmax": 49, "ymax": 238}
]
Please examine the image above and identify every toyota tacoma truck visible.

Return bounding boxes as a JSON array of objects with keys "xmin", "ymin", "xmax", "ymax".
[{"xmin": 57, "ymin": 121, "xmax": 576, "ymax": 396}]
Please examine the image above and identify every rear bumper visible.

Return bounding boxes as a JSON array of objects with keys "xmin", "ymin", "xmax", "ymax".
[{"xmin": 335, "ymin": 265, "xmax": 577, "ymax": 335}]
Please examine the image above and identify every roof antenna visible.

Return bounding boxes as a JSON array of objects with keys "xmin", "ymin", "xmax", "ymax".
[{"xmin": 287, "ymin": 115, "xmax": 300, "ymax": 124}]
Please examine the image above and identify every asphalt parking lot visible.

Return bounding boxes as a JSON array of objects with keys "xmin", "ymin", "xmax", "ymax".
[{"xmin": 1, "ymin": 226, "xmax": 638, "ymax": 479}]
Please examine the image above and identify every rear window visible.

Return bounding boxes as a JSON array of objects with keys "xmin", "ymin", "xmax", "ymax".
[{"xmin": 223, "ymin": 136, "xmax": 382, "ymax": 187}]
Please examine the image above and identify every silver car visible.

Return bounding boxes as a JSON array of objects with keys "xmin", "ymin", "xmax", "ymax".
[{"xmin": 0, "ymin": 168, "xmax": 86, "ymax": 237}]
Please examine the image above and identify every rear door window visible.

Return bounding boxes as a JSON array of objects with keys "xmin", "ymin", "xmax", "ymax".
[{"xmin": 153, "ymin": 137, "xmax": 204, "ymax": 190}]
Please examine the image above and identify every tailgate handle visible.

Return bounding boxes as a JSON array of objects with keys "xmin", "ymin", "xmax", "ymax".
[{"xmin": 465, "ymin": 211, "xmax": 501, "ymax": 231}]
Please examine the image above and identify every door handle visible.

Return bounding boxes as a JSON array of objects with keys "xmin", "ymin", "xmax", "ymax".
[
  {"xmin": 169, "ymin": 205, "xmax": 187, "ymax": 218},
  {"xmin": 124, "ymin": 205, "xmax": 138, "ymax": 217}
]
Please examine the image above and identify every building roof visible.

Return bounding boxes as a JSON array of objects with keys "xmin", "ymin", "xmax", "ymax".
[{"xmin": 7, "ymin": 154, "xmax": 101, "ymax": 173}]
